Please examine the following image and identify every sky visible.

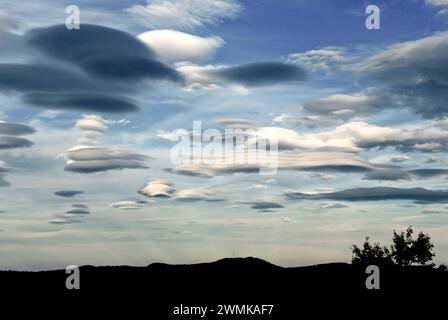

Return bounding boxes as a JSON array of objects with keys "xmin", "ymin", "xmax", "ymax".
[{"xmin": 1, "ymin": 0, "xmax": 448, "ymax": 270}]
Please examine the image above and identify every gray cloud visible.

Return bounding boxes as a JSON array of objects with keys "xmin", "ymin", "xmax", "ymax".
[
  {"xmin": 0, "ymin": 24, "xmax": 183, "ymax": 113},
  {"xmin": 0, "ymin": 63, "xmax": 104, "ymax": 92},
  {"xmin": 0, "ymin": 121, "xmax": 35, "ymax": 135},
  {"xmin": 408, "ymin": 168, "xmax": 448, "ymax": 178},
  {"xmin": 71, "ymin": 204, "xmax": 88, "ymax": 209},
  {"xmin": 357, "ymin": 32, "xmax": 448, "ymax": 119},
  {"xmin": 319, "ymin": 203, "xmax": 349, "ymax": 209},
  {"xmin": 364, "ymin": 168, "xmax": 448, "ymax": 181},
  {"xmin": 54, "ymin": 190, "xmax": 84, "ymax": 198},
  {"xmin": 214, "ymin": 62, "xmax": 306, "ymax": 86},
  {"xmin": 363, "ymin": 169, "xmax": 411, "ymax": 181},
  {"xmin": 286, "ymin": 187, "xmax": 448, "ymax": 203},
  {"xmin": 27, "ymin": 24, "xmax": 181, "ymax": 82},
  {"xmin": 23, "ymin": 93, "xmax": 139, "ymax": 113},
  {"xmin": 0, "ymin": 136, "xmax": 33, "ymax": 149},
  {"xmin": 0, "ymin": 174, "xmax": 10, "ymax": 187},
  {"xmin": 65, "ymin": 209, "xmax": 90, "ymax": 215},
  {"xmin": 250, "ymin": 201, "xmax": 284, "ymax": 210}
]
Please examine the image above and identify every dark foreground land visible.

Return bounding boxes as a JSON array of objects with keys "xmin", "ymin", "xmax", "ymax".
[{"xmin": 1, "ymin": 257, "xmax": 447, "ymax": 318}]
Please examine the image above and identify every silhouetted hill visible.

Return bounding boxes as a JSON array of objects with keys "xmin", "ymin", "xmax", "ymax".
[{"xmin": 1, "ymin": 257, "xmax": 446, "ymax": 317}]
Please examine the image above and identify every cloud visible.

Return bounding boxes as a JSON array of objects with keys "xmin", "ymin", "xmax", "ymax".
[
  {"xmin": 75, "ymin": 114, "xmax": 107, "ymax": 146},
  {"xmin": 0, "ymin": 63, "xmax": 111, "ymax": 92},
  {"xmin": 363, "ymin": 169, "xmax": 411, "ymax": 181},
  {"xmin": 0, "ymin": 122, "xmax": 34, "ymax": 187},
  {"xmin": 357, "ymin": 32, "xmax": 448, "ymax": 118},
  {"xmin": 0, "ymin": 174, "xmax": 10, "ymax": 187},
  {"xmin": 319, "ymin": 203, "xmax": 349, "ymax": 209},
  {"xmin": 0, "ymin": 136, "xmax": 33, "ymax": 149},
  {"xmin": 426, "ymin": 0, "xmax": 448, "ymax": 14},
  {"xmin": 157, "ymin": 129, "xmax": 189, "ymax": 141},
  {"xmin": 390, "ymin": 155, "xmax": 410, "ymax": 163},
  {"xmin": 0, "ymin": 160, "xmax": 12, "ymax": 173},
  {"xmin": 308, "ymin": 172, "xmax": 336, "ymax": 180},
  {"xmin": 109, "ymin": 199, "xmax": 150, "ymax": 210},
  {"xmin": 254, "ymin": 122, "xmax": 448, "ymax": 153},
  {"xmin": 0, "ymin": 24, "xmax": 182, "ymax": 113},
  {"xmin": 178, "ymin": 62, "xmax": 307, "ymax": 90},
  {"xmin": 126, "ymin": 0, "xmax": 242, "ymax": 31},
  {"xmin": 62, "ymin": 146, "xmax": 149, "ymax": 173},
  {"xmin": 54, "ymin": 190, "xmax": 84, "ymax": 198},
  {"xmin": 49, "ymin": 219, "xmax": 80, "ymax": 225},
  {"xmin": 299, "ymin": 92, "xmax": 387, "ymax": 125},
  {"xmin": 66, "ymin": 209, "xmax": 90, "ymax": 215},
  {"xmin": 170, "ymin": 151, "xmax": 379, "ymax": 177},
  {"xmin": 71, "ymin": 204, "xmax": 88, "ymax": 209},
  {"xmin": 408, "ymin": 168, "xmax": 448, "ymax": 178},
  {"xmin": 139, "ymin": 178, "xmax": 176, "ymax": 198},
  {"xmin": 214, "ymin": 118, "xmax": 255, "ymax": 129},
  {"xmin": 138, "ymin": 29, "xmax": 224, "ymax": 64},
  {"xmin": 288, "ymin": 46, "xmax": 348, "ymax": 72},
  {"xmin": 172, "ymin": 187, "xmax": 220, "ymax": 202},
  {"xmin": 50, "ymin": 204, "xmax": 91, "ymax": 224},
  {"xmin": 138, "ymin": 179, "xmax": 221, "ymax": 202},
  {"xmin": 250, "ymin": 201, "xmax": 284, "ymax": 210},
  {"xmin": 23, "ymin": 93, "xmax": 139, "ymax": 114},
  {"xmin": 27, "ymin": 24, "xmax": 155, "ymax": 67},
  {"xmin": 363, "ymin": 168, "xmax": 448, "ymax": 181},
  {"xmin": 213, "ymin": 62, "xmax": 307, "ymax": 86},
  {"xmin": 0, "ymin": 121, "xmax": 35, "ymax": 135},
  {"xmin": 285, "ymin": 187, "xmax": 448, "ymax": 203},
  {"xmin": 0, "ymin": 9, "xmax": 19, "ymax": 31},
  {"xmin": 61, "ymin": 115, "xmax": 150, "ymax": 173}
]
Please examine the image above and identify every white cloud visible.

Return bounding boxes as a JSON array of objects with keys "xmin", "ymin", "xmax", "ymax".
[
  {"xmin": 60, "ymin": 115, "xmax": 149, "ymax": 173},
  {"xmin": 138, "ymin": 29, "xmax": 224, "ymax": 64},
  {"xmin": 157, "ymin": 129, "xmax": 189, "ymax": 141},
  {"xmin": 256, "ymin": 122, "xmax": 448, "ymax": 153},
  {"xmin": 171, "ymin": 151, "xmax": 378, "ymax": 177},
  {"xmin": 390, "ymin": 155, "xmax": 410, "ymax": 163},
  {"xmin": 75, "ymin": 114, "xmax": 107, "ymax": 134},
  {"xmin": 139, "ymin": 178, "xmax": 176, "ymax": 198},
  {"xmin": 288, "ymin": 47, "xmax": 347, "ymax": 72},
  {"xmin": 109, "ymin": 200, "xmax": 152, "ymax": 210},
  {"xmin": 426, "ymin": 0, "xmax": 448, "ymax": 14},
  {"xmin": 127, "ymin": 0, "xmax": 242, "ymax": 31},
  {"xmin": 172, "ymin": 187, "xmax": 218, "ymax": 201}
]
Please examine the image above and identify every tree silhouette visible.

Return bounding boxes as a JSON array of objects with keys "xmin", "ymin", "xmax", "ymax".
[
  {"xmin": 391, "ymin": 227, "xmax": 435, "ymax": 266},
  {"xmin": 352, "ymin": 226, "xmax": 436, "ymax": 266},
  {"xmin": 351, "ymin": 237, "xmax": 393, "ymax": 266}
]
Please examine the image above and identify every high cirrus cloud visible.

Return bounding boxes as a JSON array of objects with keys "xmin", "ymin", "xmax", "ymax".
[{"xmin": 127, "ymin": 0, "xmax": 243, "ymax": 31}]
